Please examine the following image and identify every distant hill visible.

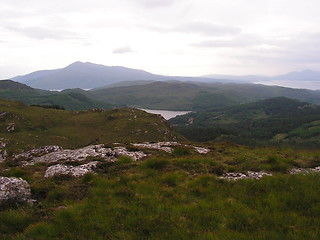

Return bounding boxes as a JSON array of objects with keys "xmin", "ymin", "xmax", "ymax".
[
  {"xmin": 0, "ymin": 79, "xmax": 34, "ymax": 90},
  {"xmin": 0, "ymin": 80, "xmax": 112, "ymax": 110},
  {"xmin": 88, "ymin": 81, "xmax": 320, "ymax": 111},
  {"xmin": 271, "ymin": 69, "xmax": 320, "ymax": 81},
  {"xmin": 170, "ymin": 97, "xmax": 320, "ymax": 147},
  {"xmin": 12, "ymin": 61, "xmax": 245, "ymax": 90},
  {"xmin": 12, "ymin": 61, "xmax": 168, "ymax": 90},
  {"xmin": 0, "ymin": 98, "xmax": 183, "ymax": 152},
  {"xmin": 203, "ymin": 69, "xmax": 320, "ymax": 82}
]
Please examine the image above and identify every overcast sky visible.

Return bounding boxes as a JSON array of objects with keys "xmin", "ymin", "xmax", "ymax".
[{"xmin": 1, "ymin": 0, "xmax": 320, "ymax": 78}]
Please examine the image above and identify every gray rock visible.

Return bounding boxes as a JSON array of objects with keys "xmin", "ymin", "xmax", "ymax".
[
  {"xmin": 0, "ymin": 177, "xmax": 31, "ymax": 205},
  {"xmin": 290, "ymin": 166, "xmax": 320, "ymax": 175},
  {"xmin": 0, "ymin": 150, "xmax": 8, "ymax": 163},
  {"xmin": 6, "ymin": 123, "xmax": 15, "ymax": 132},
  {"xmin": 14, "ymin": 145, "xmax": 63, "ymax": 160},
  {"xmin": 26, "ymin": 144, "xmax": 146, "ymax": 165},
  {"xmin": 193, "ymin": 146, "xmax": 210, "ymax": 154},
  {"xmin": 114, "ymin": 147, "xmax": 147, "ymax": 161},
  {"xmin": 220, "ymin": 171, "xmax": 272, "ymax": 181},
  {"xmin": 44, "ymin": 161, "xmax": 99, "ymax": 178},
  {"xmin": 132, "ymin": 142, "xmax": 210, "ymax": 154},
  {"xmin": 132, "ymin": 142, "xmax": 180, "ymax": 153}
]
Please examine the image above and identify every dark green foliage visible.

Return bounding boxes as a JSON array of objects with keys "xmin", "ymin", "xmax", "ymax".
[{"xmin": 171, "ymin": 97, "xmax": 320, "ymax": 147}]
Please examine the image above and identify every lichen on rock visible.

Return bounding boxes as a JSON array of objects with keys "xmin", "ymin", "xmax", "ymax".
[{"xmin": 0, "ymin": 177, "xmax": 32, "ymax": 205}]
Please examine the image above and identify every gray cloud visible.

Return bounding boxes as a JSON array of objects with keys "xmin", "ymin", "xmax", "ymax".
[
  {"xmin": 112, "ymin": 46, "xmax": 134, "ymax": 54},
  {"xmin": 174, "ymin": 22, "xmax": 241, "ymax": 36},
  {"xmin": 6, "ymin": 26, "xmax": 82, "ymax": 40}
]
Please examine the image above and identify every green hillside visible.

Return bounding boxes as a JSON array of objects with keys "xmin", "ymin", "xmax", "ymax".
[
  {"xmin": 0, "ymin": 80, "xmax": 112, "ymax": 110},
  {"xmin": 170, "ymin": 97, "xmax": 320, "ymax": 146},
  {"xmin": 1, "ymin": 98, "xmax": 320, "ymax": 239},
  {"xmin": 1, "ymin": 141, "xmax": 320, "ymax": 239},
  {"xmin": 0, "ymin": 98, "xmax": 183, "ymax": 153},
  {"xmin": 88, "ymin": 81, "xmax": 320, "ymax": 111}
]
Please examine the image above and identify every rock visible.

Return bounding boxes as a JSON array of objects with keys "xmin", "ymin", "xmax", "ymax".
[
  {"xmin": 0, "ymin": 177, "xmax": 32, "ymax": 205},
  {"xmin": 132, "ymin": 142, "xmax": 180, "ymax": 153},
  {"xmin": 14, "ymin": 145, "xmax": 63, "ymax": 160},
  {"xmin": 219, "ymin": 171, "xmax": 272, "ymax": 181},
  {"xmin": 132, "ymin": 142, "xmax": 210, "ymax": 155},
  {"xmin": 44, "ymin": 162, "xmax": 99, "ymax": 178},
  {"xmin": 0, "ymin": 150, "xmax": 8, "ymax": 163},
  {"xmin": 193, "ymin": 146, "xmax": 210, "ymax": 154},
  {"xmin": 0, "ymin": 138, "xmax": 7, "ymax": 148},
  {"xmin": 26, "ymin": 144, "xmax": 146, "ymax": 165},
  {"xmin": 290, "ymin": 166, "xmax": 320, "ymax": 175},
  {"xmin": 6, "ymin": 123, "xmax": 15, "ymax": 132},
  {"xmin": 290, "ymin": 168, "xmax": 310, "ymax": 175},
  {"xmin": 114, "ymin": 147, "xmax": 147, "ymax": 161}
]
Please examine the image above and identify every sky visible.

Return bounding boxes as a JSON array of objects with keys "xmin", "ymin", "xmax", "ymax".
[{"xmin": 1, "ymin": 0, "xmax": 320, "ymax": 79}]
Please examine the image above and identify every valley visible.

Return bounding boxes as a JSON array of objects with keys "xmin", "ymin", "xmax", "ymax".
[{"xmin": 1, "ymin": 64, "xmax": 320, "ymax": 239}]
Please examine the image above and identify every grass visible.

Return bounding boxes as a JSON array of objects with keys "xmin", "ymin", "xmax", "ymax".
[
  {"xmin": 1, "ymin": 142, "xmax": 320, "ymax": 239},
  {"xmin": 0, "ymin": 98, "xmax": 184, "ymax": 153},
  {"xmin": 11, "ymin": 174, "xmax": 320, "ymax": 240}
]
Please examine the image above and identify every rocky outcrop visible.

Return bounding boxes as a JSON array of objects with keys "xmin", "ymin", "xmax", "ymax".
[
  {"xmin": 132, "ymin": 142, "xmax": 179, "ymax": 153},
  {"xmin": 25, "ymin": 144, "xmax": 146, "ymax": 165},
  {"xmin": 44, "ymin": 162, "xmax": 99, "ymax": 178},
  {"xmin": 131, "ymin": 142, "xmax": 210, "ymax": 154},
  {"xmin": 290, "ymin": 166, "xmax": 320, "ymax": 175},
  {"xmin": 0, "ymin": 177, "xmax": 32, "ymax": 205},
  {"xmin": 219, "ymin": 171, "xmax": 272, "ymax": 181},
  {"xmin": 14, "ymin": 145, "xmax": 63, "ymax": 160},
  {"xmin": 113, "ymin": 147, "xmax": 147, "ymax": 161}
]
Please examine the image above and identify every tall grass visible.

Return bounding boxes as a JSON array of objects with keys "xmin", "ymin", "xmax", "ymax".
[{"xmin": 17, "ymin": 173, "xmax": 320, "ymax": 240}]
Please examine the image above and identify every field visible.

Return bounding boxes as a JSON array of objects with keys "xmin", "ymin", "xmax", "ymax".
[{"xmin": 1, "ymin": 143, "xmax": 320, "ymax": 239}]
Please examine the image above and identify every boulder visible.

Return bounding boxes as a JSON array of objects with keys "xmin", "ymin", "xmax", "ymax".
[
  {"xmin": 27, "ymin": 144, "xmax": 147, "ymax": 165},
  {"xmin": 14, "ymin": 145, "xmax": 63, "ymax": 160},
  {"xmin": 44, "ymin": 162, "xmax": 99, "ymax": 178},
  {"xmin": 0, "ymin": 177, "xmax": 32, "ymax": 205}
]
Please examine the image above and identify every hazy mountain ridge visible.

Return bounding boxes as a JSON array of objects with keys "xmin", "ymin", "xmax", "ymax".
[
  {"xmin": 203, "ymin": 69, "xmax": 320, "ymax": 82},
  {"xmin": 12, "ymin": 62, "xmax": 249, "ymax": 90}
]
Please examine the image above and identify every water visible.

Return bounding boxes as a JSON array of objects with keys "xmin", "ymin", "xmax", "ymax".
[
  {"xmin": 139, "ymin": 109, "xmax": 192, "ymax": 120},
  {"xmin": 255, "ymin": 80, "xmax": 320, "ymax": 90}
]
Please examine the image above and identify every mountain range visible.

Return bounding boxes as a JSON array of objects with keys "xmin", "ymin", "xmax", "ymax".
[
  {"xmin": 203, "ymin": 69, "xmax": 320, "ymax": 82},
  {"xmin": 11, "ymin": 61, "xmax": 320, "ymax": 90},
  {"xmin": 12, "ymin": 61, "xmax": 243, "ymax": 90},
  {"xmin": 3, "ymin": 79, "xmax": 320, "ymax": 111}
]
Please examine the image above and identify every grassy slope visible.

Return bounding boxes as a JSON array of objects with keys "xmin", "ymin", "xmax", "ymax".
[
  {"xmin": 0, "ymin": 98, "xmax": 183, "ymax": 153},
  {"xmin": 0, "ymin": 80, "xmax": 112, "ymax": 110},
  {"xmin": 1, "ymin": 143, "xmax": 320, "ymax": 239},
  {"xmin": 88, "ymin": 81, "xmax": 320, "ymax": 111},
  {"xmin": 170, "ymin": 97, "xmax": 320, "ymax": 146}
]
